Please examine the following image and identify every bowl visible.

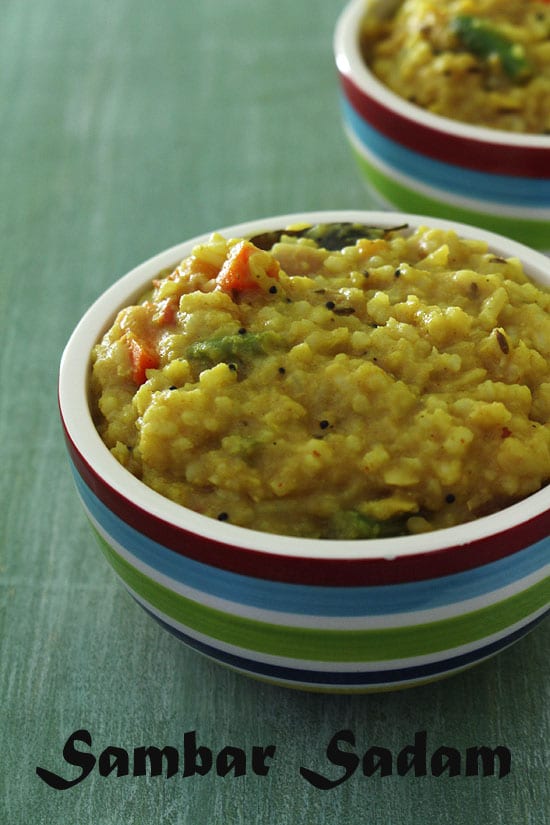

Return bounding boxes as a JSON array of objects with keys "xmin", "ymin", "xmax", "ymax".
[
  {"xmin": 58, "ymin": 210, "xmax": 550, "ymax": 693},
  {"xmin": 334, "ymin": 0, "xmax": 550, "ymax": 254}
]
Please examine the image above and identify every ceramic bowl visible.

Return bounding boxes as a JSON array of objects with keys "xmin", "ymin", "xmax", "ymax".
[
  {"xmin": 58, "ymin": 210, "xmax": 550, "ymax": 693},
  {"xmin": 334, "ymin": 0, "xmax": 550, "ymax": 254}
]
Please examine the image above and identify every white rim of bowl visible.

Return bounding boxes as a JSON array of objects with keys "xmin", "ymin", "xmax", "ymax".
[
  {"xmin": 59, "ymin": 210, "xmax": 550, "ymax": 561},
  {"xmin": 334, "ymin": 0, "xmax": 550, "ymax": 150}
]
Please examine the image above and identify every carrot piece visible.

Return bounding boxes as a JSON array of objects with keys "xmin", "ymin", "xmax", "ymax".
[
  {"xmin": 216, "ymin": 241, "xmax": 279, "ymax": 293},
  {"xmin": 154, "ymin": 296, "xmax": 178, "ymax": 327},
  {"xmin": 127, "ymin": 337, "xmax": 159, "ymax": 385},
  {"xmin": 217, "ymin": 241, "xmax": 257, "ymax": 292}
]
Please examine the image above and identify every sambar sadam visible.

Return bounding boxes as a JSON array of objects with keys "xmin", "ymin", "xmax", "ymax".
[
  {"xmin": 360, "ymin": 0, "xmax": 550, "ymax": 134},
  {"xmin": 90, "ymin": 222, "xmax": 550, "ymax": 539}
]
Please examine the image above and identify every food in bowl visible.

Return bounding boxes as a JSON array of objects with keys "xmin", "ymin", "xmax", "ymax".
[
  {"xmin": 359, "ymin": 0, "xmax": 550, "ymax": 134},
  {"xmin": 90, "ymin": 220, "xmax": 550, "ymax": 540}
]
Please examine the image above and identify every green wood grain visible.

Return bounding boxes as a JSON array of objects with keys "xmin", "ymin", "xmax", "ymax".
[{"xmin": 1, "ymin": 1, "xmax": 548, "ymax": 823}]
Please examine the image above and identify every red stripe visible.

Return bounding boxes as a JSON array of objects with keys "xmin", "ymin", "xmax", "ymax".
[
  {"xmin": 340, "ymin": 74, "xmax": 550, "ymax": 179},
  {"xmin": 62, "ymin": 429, "xmax": 549, "ymax": 587}
]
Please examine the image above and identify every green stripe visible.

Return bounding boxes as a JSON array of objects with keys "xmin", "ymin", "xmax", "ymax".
[
  {"xmin": 352, "ymin": 147, "xmax": 550, "ymax": 251},
  {"xmin": 94, "ymin": 530, "xmax": 549, "ymax": 663}
]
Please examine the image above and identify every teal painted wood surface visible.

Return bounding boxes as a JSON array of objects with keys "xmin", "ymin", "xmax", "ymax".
[{"xmin": 1, "ymin": 1, "xmax": 548, "ymax": 822}]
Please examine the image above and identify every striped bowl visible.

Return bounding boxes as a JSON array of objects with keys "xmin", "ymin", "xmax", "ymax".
[
  {"xmin": 334, "ymin": 0, "xmax": 550, "ymax": 254},
  {"xmin": 58, "ymin": 211, "xmax": 550, "ymax": 693}
]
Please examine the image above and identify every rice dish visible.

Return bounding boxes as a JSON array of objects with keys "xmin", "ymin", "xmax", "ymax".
[
  {"xmin": 90, "ymin": 222, "xmax": 550, "ymax": 538},
  {"xmin": 360, "ymin": 0, "xmax": 550, "ymax": 133}
]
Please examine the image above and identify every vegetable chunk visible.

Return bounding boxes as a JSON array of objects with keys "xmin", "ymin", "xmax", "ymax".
[
  {"xmin": 216, "ymin": 240, "xmax": 280, "ymax": 293},
  {"xmin": 451, "ymin": 15, "xmax": 533, "ymax": 80}
]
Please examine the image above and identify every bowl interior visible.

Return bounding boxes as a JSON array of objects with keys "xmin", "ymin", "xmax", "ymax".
[
  {"xmin": 335, "ymin": 0, "xmax": 550, "ymax": 149},
  {"xmin": 59, "ymin": 210, "xmax": 550, "ymax": 562}
]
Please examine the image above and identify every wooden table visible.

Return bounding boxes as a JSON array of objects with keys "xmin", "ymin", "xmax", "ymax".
[{"xmin": 2, "ymin": 1, "xmax": 548, "ymax": 822}]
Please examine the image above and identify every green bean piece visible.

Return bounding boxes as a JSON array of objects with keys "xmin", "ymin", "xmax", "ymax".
[
  {"xmin": 185, "ymin": 331, "xmax": 281, "ymax": 366},
  {"xmin": 451, "ymin": 15, "xmax": 533, "ymax": 80},
  {"xmin": 327, "ymin": 510, "xmax": 410, "ymax": 540}
]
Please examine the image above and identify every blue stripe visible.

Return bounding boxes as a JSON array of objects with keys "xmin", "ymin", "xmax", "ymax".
[
  {"xmin": 136, "ymin": 599, "xmax": 549, "ymax": 687},
  {"xmin": 341, "ymin": 96, "xmax": 550, "ymax": 208},
  {"xmin": 73, "ymin": 467, "xmax": 549, "ymax": 617}
]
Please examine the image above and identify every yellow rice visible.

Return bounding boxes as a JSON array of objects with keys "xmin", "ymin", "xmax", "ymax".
[
  {"xmin": 90, "ymin": 224, "xmax": 550, "ymax": 538},
  {"xmin": 360, "ymin": 0, "xmax": 550, "ymax": 133}
]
